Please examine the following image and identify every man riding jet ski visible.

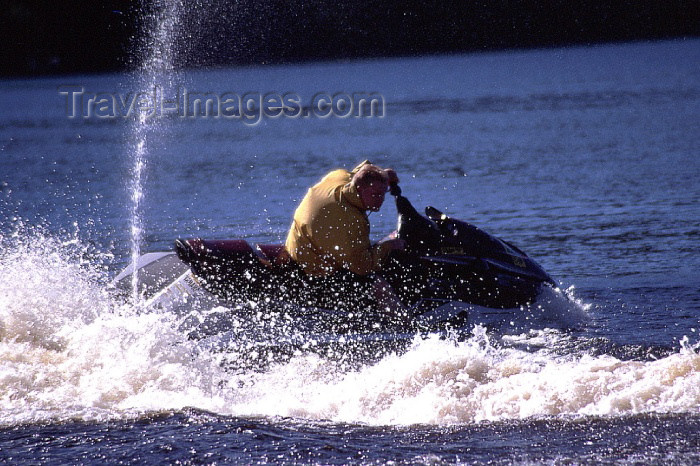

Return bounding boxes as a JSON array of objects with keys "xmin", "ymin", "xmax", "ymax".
[
  {"xmin": 169, "ymin": 161, "xmax": 558, "ymax": 333},
  {"xmin": 283, "ymin": 161, "xmax": 407, "ymax": 317}
]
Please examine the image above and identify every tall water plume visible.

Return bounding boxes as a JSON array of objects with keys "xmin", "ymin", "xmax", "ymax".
[{"xmin": 128, "ymin": 1, "xmax": 184, "ymax": 303}]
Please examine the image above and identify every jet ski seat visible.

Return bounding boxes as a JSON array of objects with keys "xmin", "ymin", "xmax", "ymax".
[{"xmin": 255, "ymin": 244, "xmax": 291, "ymax": 267}]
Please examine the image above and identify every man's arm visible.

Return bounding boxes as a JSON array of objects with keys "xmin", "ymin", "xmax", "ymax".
[
  {"xmin": 310, "ymin": 211, "xmax": 391, "ymax": 276},
  {"xmin": 337, "ymin": 234, "xmax": 394, "ymax": 276}
]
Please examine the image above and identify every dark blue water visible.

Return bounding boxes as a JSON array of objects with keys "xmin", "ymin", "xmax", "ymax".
[
  {"xmin": 1, "ymin": 40, "xmax": 699, "ymax": 464},
  {"xmin": 1, "ymin": 411, "xmax": 698, "ymax": 464}
]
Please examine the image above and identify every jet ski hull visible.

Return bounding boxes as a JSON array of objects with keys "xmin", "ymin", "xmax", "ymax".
[{"xmin": 113, "ymin": 189, "xmax": 559, "ymax": 338}]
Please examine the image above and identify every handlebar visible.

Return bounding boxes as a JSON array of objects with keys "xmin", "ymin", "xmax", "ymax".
[{"xmin": 389, "ymin": 182, "xmax": 401, "ymax": 196}]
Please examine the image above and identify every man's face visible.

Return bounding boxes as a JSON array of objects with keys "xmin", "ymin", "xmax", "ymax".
[{"xmin": 359, "ymin": 181, "xmax": 388, "ymax": 211}]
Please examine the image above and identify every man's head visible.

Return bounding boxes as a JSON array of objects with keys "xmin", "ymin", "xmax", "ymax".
[{"xmin": 352, "ymin": 164, "xmax": 389, "ymax": 212}]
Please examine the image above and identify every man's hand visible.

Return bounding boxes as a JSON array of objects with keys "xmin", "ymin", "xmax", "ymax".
[{"xmin": 383, "ymin": 168, "xmax": 399, "ymax": 185}]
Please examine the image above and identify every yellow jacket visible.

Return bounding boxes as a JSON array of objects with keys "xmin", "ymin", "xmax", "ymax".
[{"xmin": 285, "ymin": 162, "xmax": 393, "ymax": 276}]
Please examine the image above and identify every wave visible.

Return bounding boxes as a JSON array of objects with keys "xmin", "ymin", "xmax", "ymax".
[
  {"xmin": 0, "ymin": 232, "xmax": 697, "ymax": 426},
  {"xmin": 227, "ymin": 328, "xmax": 699, "ymax": 425}
]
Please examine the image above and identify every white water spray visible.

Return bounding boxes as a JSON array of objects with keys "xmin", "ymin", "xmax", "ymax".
[
  {"xmin": 129, "ymin": 139, "xmax": 146, "ymax": 303},
  {"xmin": 128, "ymin": 1, "xmax": 183, "ymax": 303},
  {"xmin": 0, "ymin": 233, "xmax": 698, "ymax": 426}
]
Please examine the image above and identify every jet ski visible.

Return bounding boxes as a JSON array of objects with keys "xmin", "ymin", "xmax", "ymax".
[{"xmin": 114, "ymin": 185, "xmax": 558, "ymax": 338}]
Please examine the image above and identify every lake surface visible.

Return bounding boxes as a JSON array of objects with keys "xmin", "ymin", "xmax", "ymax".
[{"xmin": 1, "ymin": 39, "xmax": 699, "ymax": 464}]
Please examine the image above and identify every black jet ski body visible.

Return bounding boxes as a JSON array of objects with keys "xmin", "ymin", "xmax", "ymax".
[
  {"xmin": 161, "ymin": 187, "xmax": 557, "ymax": 332},
  {"xmin": 383, "ymin": 185, "xmax": 556, "ymax": 310},
  {"xmin": 112, "ymin": 188, "xmax": 565, "ymax": 368}
]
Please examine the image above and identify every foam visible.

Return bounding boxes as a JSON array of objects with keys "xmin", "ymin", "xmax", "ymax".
[
  {"xmin": 227, "ymin": 329, "xmax": 699, "ymax": 425},
  {"xmin": 0, "ymin": 233, "xmax": 697, "ymax": 426}
]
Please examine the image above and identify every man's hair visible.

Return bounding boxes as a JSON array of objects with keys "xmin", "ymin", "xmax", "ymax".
[{"xmin": 353, "ymin": 165, "xmax": 388, "ymax": 189}]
